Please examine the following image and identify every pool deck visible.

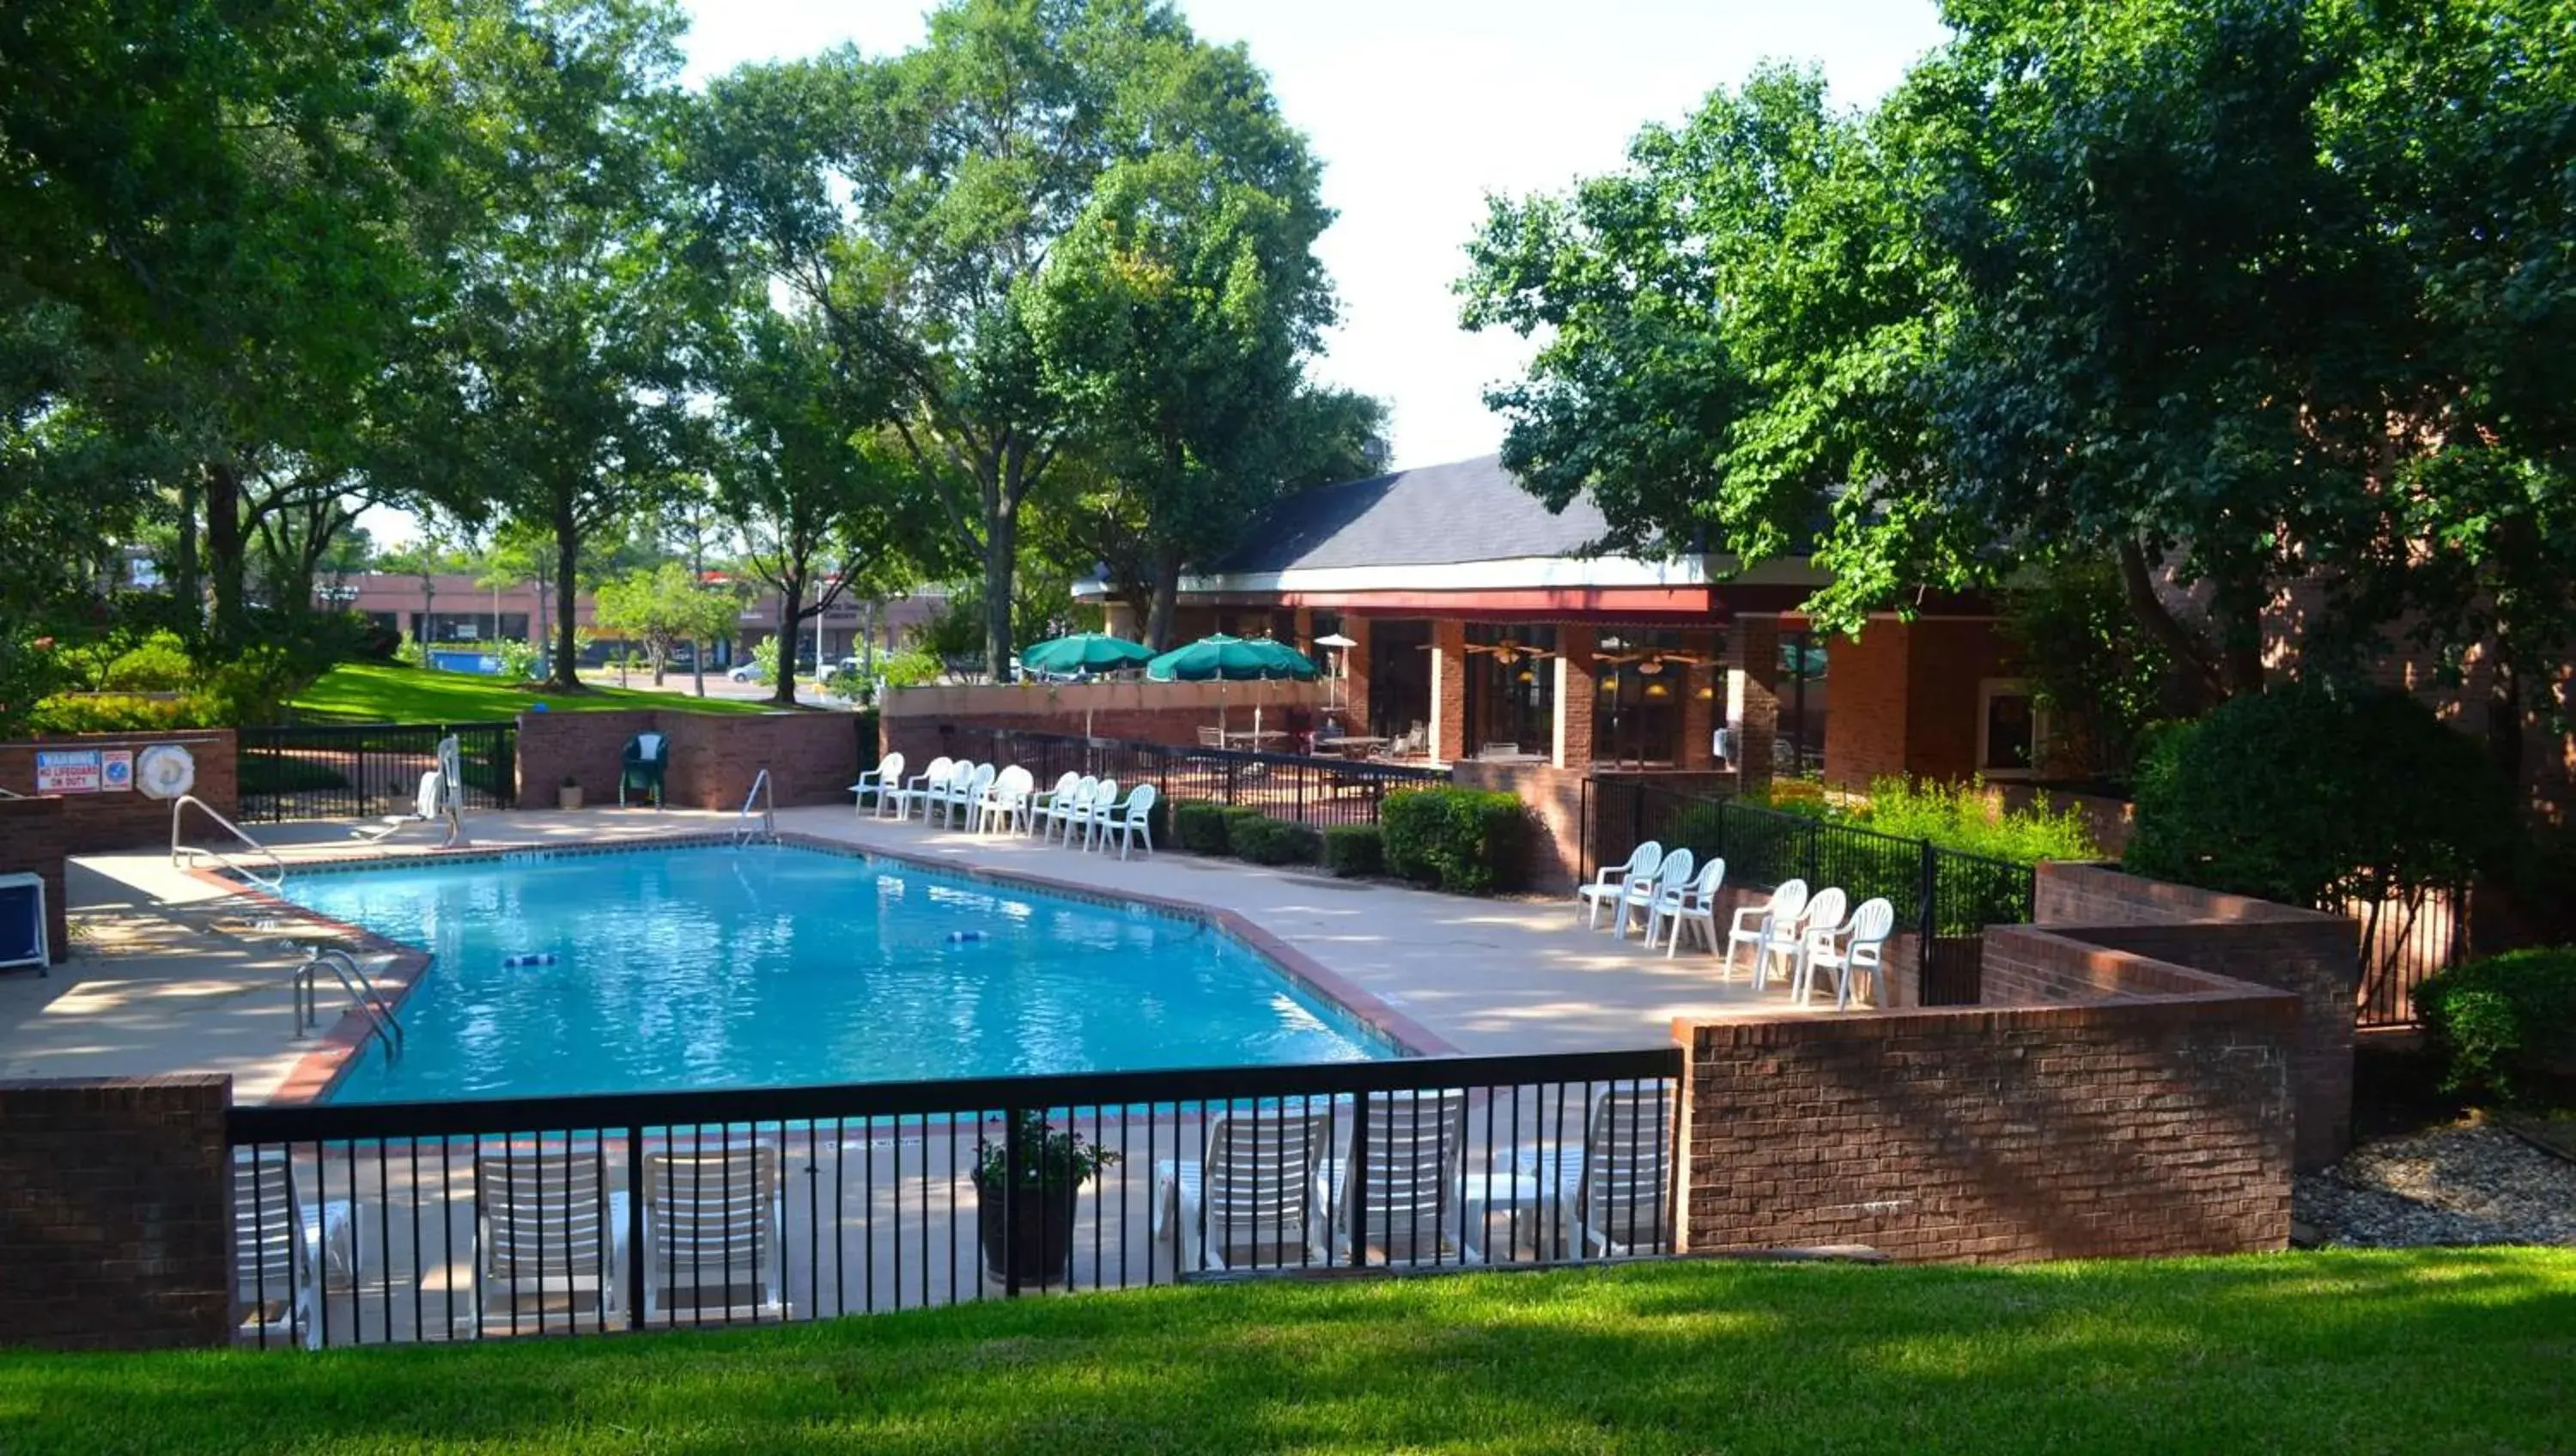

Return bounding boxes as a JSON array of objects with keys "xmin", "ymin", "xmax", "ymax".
[{"xmin": 8, "ymin": 806, "xmax": 1801, "ymax": 1102}]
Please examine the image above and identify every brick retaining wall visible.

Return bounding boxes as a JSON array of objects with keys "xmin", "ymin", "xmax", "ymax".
[
  {"xmin": 0, "ymin": 796, "xmax": 71, "ymax": 964},
  {"xmin": 0, "ymin": 1075, "xmax": 233, "ymax": 1349},
  {"xmin": 514, "ymin": 710, "xmax": 863, "ymax": 811},
  {"xmin": 1677, "ymin": 992, "xmax": 2296, "ymax": 1263},
  {"xmin": 0, "ymin": 730, "xmax": 237, "ymax": 853},
  {"xmin": 2026, "ymin": 863, "xmax": 2357, "ymax": 1169}
]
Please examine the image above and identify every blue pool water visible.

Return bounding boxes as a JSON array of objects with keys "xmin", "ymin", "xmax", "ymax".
[{"xmin": 284, "ymin": 845, "xmax": 1387, "ymax": 1103}]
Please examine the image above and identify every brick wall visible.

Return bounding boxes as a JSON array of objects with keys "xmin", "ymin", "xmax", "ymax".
[
  {"xmin": 2027, "ymin": 863, "xmax": 2359, "ymax": 1168},
  {"xmin": 1431, "ymin": 620, "xmax": 1467, "ymax": 763},
  {"xmin": 515, "ymin": 709, "xmax": 866, "ymax": 811},
  {"xmin": 1678, "ymin": 992, "xmax": 2296, "ymax": 1263},
  {"xmin": 0, "ymin": 731, "xmax": 238, "ymax": 852},
  {"xmin": 1340, "ymin": 618, "xmax": 1373, "ymax": 731},
  {"xmin": 0, "ymin": 1075, "xmax": 233, "ymax": 1349},
  {"xmin": 0, "ymin": 796, "xmax": 71, "ymax": 964},
  {"xmin": 1903, "ymin": 618, "xmax": 2012, "ymax": 783},
  {"xmin": 1555, "ymin": 627, "xmax": 1596, "ymax": 771},
  {"xmin": 1678, "ymin": 628, "xmax": 1720, "ymax": 770},
  {"xmin": 1824, "ymin": 623, "xmax": 1910, "ymax": 792}
]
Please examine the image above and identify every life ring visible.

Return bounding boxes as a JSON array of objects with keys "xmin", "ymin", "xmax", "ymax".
[{"xmin": 137, "ymin": 743, "xmax": 196, "ymax": 800}]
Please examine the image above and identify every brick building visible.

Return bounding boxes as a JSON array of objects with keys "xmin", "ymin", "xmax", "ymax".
[{"xmin": 1082, "ymin": 454, "xmax": 2021, "ymax": 794}]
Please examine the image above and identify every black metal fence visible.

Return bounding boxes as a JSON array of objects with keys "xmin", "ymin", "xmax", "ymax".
[
  {"xmin": 227, "ymin": 1048, "xmax": 1683, "ymax": 1349},
  {"xmin": 1583, "ymin": 778, "xmax": 2037, "ymax": 1005},
  {"xmin": 935, "ymin": 726, "xmax": 1448, "ymax": 830},
  {"xmin": 237, "ymin": 722, "xmax": 516, "ymax": 823},
  {"xmin": 2340, "ymin": 883, "xmax": 2472, "ymax": 1028}
]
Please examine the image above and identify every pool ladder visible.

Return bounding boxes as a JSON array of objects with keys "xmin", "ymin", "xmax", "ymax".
[
  {"xmin": 171, "ymin": 794, "xmax": 287, "ymax": 892},
  {"xmin": 732, "ymin": 768, "xmax": 776, "ymax": 846},
  {"xmin": 293, "ymin": 947, "xmax": 404, "ymax": 1062}
]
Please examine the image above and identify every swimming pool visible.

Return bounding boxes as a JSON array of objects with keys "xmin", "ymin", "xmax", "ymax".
[{"xmin": 283, "ymin": 843, "xmax": 1391, "ymax": 1103}]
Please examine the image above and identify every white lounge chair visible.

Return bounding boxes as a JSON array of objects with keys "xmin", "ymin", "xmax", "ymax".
[
  {"xmin": 975, "ymin": 765, "xmax": 1036, "ymax": 835},
  {"xmin": 1070, "ymin": 776, "xmax": 1121, "ymax": 851},
  {"xmin": 468, "ymin": 1149, "xmax": 627, "ymax": 1335},
  {"xmin": 1024, "ymin": 771, "xmax": 1082, "ymax": 835},
  {"xmin": 1512, "ymin": 1083, "xmax": 1676, "ymax": 1259},
  {"xmin": 889, "ymin": 756, "xmax": 954, "ymax": 822},
  {"xmin": 233, "ymin": 1148, "xmax": 352, "ymax": 1349},
  {"xmin": 1153, "ymin": 1107, "xmax": 1331, "ymax": 1272},
  {"xmin": 641, "ymin": 1139, "xmax": 786, "ymax": 1324},
  {"xmin": 1101, "ymin": 783, "xmax": 1157, "ymax": 860},
  {"xmin": 1320, "ymin": 1089, "xmax": 1470, "ymax": 1265},
  {"xmin": 1795, "ymin": 895, "xmax": 1896, "ymax": 1010},
  {"xmin": 850, "ymin": 752, "xmax": 905, "ymax": 817},
  {"xmin": 1652, "ymin": 858, "xmax": 1729, "ymax": 957},
  {"xmin": 1576, "ymin": 841, "xmax": 1663, "ymax": 931},
  {"xmin": 939, "ymin": 762, "xmax": 995, "ymax": 830},
  {"xmin": 1722, "ymin": 878, "xmax": 1807, "ymax": 984},
  {"xmin": 1035, "ymin": 774, "xmax": 1097, "ymax": 843},
  {"xmin": 1619, "ymin": 847, "xmax": 1694, "ymax": 940}
]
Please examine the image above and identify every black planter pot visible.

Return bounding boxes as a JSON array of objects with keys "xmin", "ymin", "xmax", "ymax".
[{"xmin": 973, "ymin": 1170, "xmax": 1081, "ymax": 1287}]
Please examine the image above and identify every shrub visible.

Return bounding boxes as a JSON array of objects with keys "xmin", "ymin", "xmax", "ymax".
[
  {"xmin": 196, "ymin": 646, "xmax": 319, "ymax": 726},
  {"xmin": 27, "ymin": 693, "xmax": 219, "ymax": 734},
  {"xmin": 100, "ymin": 631, "xmax": 194, "ymax": 692},
  {"xmin": 1323, "ymin": 823, "xmax": 1383, "ymax": 878},
  {"xmin": 1844, "ymin": 776, "xmax": 2099, "ymax": 863},
  {"xmin": 1382, "ymin": 787, "xmax": 1528, "ymax": 895},
  {"xmin": 393, "ymin": 632, "xmax": 427, "ymax": 668},
  {"xmin": 854, "ymin": 707, "xmax": 882, "ymax": 763},
  {"xmin": 2127, "ymin": 682, "xmax": 2518, "ymax": 907},
  {"xmin": 2415, "ymin": 949, "xmax": 2576, "ymax": 1103},
  {"xmin": 1172, "ymin": 799, "xmax": 1230, "ymax": 854},
  {"xmin": 1229, "ymin": 814, "xmax": 1321, "ymax": 866}
]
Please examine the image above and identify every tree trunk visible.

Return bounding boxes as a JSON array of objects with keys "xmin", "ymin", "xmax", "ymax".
[
  {"xmin": 2207, "ymin": 571, "xmax": 2269, "ymax": 697},
  {"xmin": 2116, "ymin": 537, "xmax": 2223, "ymax": 708},
  {"xmin": 204, "ymin": 459, "xmax": 246, "ymax": 651},
  {"xmin": 173, "ymin": 471, "xmax": 203, "ymax": 628},
  {"xmin": 1145, "ymin": 551, "xmax": 1182, "ymax": 649},
  {"xmin": 984, "ymin": 490, "xmax": 1018, "ymax": 682},
  {"xmin": 550, "ymin": 497, "xmax": 581, "ymax": 690},
  {"xmin": 772, "ymin": 571, "xmax": 803, "ymax": 707},
  {"xmin": 2486, "ymin": 650, "xmax": 2525, "ymax": 795}
]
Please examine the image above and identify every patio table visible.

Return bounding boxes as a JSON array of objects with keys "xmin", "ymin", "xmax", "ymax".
[{"xmin": 1315, "ymin": 736, "xmax": 1389, "ymax": 761}]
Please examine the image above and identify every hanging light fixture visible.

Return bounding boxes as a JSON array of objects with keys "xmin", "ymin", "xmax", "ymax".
[{"xmin": 1644, "ymin": 679, "xmax": 1671, "ymax": 700}]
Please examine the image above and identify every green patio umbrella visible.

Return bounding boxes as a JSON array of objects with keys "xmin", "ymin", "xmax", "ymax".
[
  {"xmin": 1146, "ymin": 634, "xmax": 1320, "ymax": 743},
  {"xmin": 1019, "ymin": 632, "xmax": 1154, "ymax": 740},
  {"xmin": 1020, "ymin": 632, "xmax": 1155, "ymax": 676}
]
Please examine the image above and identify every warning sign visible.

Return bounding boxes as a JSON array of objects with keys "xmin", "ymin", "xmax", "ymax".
[
  {"xmin": 100, "ymin": 749, "xmax": 134, "ymax": 792},
  {"xmin": 33, "ymin": 749, "xmax": 102, "ymax": 793}
]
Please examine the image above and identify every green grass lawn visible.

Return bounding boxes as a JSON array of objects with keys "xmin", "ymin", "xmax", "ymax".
[
  {"xmin": 289, "ymin": 663, "xmax": 776, "ymax": 724},
  {"xmin": 3, "ymin": 1251, "xmax": 2570, "ymax": 1454}
]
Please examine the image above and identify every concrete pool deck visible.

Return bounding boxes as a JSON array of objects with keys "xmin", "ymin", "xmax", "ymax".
[{"xmin": 9, "ymin": 806, "xmax": 1803, "ymax": 1102}]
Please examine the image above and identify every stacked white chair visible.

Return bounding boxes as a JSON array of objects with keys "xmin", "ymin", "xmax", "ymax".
[
  {"xmin": 1576, "ymin": 841, "xmax": 1663, "ymax": 931},
  {"xmin": 1651, "ymin": 858, "xmax": 1728, "ymax": 957},
  {"xmin": 1722, "ymin": 878, "xmax": 1807, "ymax": 985},
  {"xmin": 1619, "ymin": 848, "xmax": 1694, "ymax": 941},
  {"xmin": 939, "ymin": 762, "xmax": 994, "ymax": 829},
  {"xmin": 1036, "ymin": 774, "xmax": 1097, "ymax": 843},
  {"xmin": 1101, "ymin": 783, "xmax": 1157, "ymax": 860},
  {"xmin": 975, "ymin": 765, "xmax": 1035, "ymax": 835},
  {"xmin": 849, "ymin": 752, "xmax": 905, "ymax": 817},
  {"xmin": 1795, "ymin": 895, "xmax": 1895, "ymax": 1010},
  {"xmin": 1073, "ymin": 777, "xmax": 1121, "ymax": 850},
  {"xmin": 890, "ymin": 756, "xmax": 953, "ymax": 822},
  {"xmin": 1024, "ymin": 772, "xmax": 1082, "ymax": 835}
]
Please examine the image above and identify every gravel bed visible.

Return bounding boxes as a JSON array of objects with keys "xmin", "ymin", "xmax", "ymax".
[{"xmin": 2294, "ymin": 1124, "xmax": 2576, "ymax": 1247}]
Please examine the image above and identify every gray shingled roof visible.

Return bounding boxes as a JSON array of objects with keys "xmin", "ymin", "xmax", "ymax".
[{"xmin": 1213, "ymin": 455, "xmax": 1610, "ymax": 573}]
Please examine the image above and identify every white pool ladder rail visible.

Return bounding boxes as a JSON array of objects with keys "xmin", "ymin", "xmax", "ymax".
[
  {"xmin": 732, "ymin": 768, "xmax": 776, "ymax": 845},
  {"xmin": 293, "ymin": 947, "xmax": 404, "ymax": 1061},
  {"xmin": 171, "ymin": 794, "xmax": 288, "ymax": 891}
]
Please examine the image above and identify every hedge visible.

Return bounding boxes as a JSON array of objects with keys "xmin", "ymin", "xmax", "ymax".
[
  {"xmin": 2415, "ymin": 948, "xmax": 2576, "ymax": 1103},
  {"xmin": 1172, "ymin": 799, "xmax": 1230, "ymax": 854},
  {"xmin": 1323, "ymin": 824, "xmax": 1384, "ymax": 878},
  {"xmin": 1382, "ymin": 786, "xmax": 1528, "ymax": 895},
  {"xmin": 1229, "ymin": 815, "xmax": 1321, "ymax": 866}
]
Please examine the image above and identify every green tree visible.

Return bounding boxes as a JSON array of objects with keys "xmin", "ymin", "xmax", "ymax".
[
  {"xmin": 593, "ymin": 561, "xmax": 736, "ymax": 685},
  {"xmin": 690, "ymin": 0, "xmax": 1327, "ymax": 676}
]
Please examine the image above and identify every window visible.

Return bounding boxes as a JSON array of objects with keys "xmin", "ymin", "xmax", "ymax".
[
  {"xmin": 1978, "ymin": 679, "xmax": 2044, "ymax": 778},
  {"xmin": 1462, "ymin": 624, "xmax": 1557, "ymax": 758},
  {"xmin": 1596, "ymin": 629, "xmax": 1684, "ymax": 767}
]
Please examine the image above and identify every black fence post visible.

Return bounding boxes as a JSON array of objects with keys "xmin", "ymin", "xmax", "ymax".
[
  {"xmin": 625, "ymin": 1124, "xmax": 647, "ymax": 1331},
  {"xmin": 1916, "ymin": 840, "xmax": 1940, "ymax": 1002},
  {"xmin": 1577, "ymin": 777, "xmax": 1591, "ymax": 884},
  {"xmin": 1001, "ymin": 1105, "xmax": 1023, "ymax": 1298},
  {"xmin": 1346, "ymin": 1089, "xmax": 1370, "ymax": 1270}
]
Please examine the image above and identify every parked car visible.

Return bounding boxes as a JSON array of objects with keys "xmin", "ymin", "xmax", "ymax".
[{"xmin": 726, "ymin": 662, "xmax": 762, "ymax": 682}]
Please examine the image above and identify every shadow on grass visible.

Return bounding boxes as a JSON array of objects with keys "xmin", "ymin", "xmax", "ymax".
[{"xmin": 2, "ymin": 1250, "xmax": 2572, "ymax": 1455}]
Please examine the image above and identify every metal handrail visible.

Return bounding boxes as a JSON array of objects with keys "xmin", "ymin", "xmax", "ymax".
[
  {"xmin": 171, "ymin": 793, "xmax": 288, "ymax": 891},
  {"xmin": 293, "ymin": 947, "xmax": 404, "ymax": 1060},
  {"xmin": 732, "ymin": 767, "xmax": 776, "ymax": 845}
]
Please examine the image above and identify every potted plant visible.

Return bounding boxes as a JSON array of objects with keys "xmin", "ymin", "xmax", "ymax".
[
  {"xmin": 971, "ymin": 1109, "xmax": 1118, "ymax": 1287},
  {"xmin": 557, "ymin": 774, "xmax": 582, "ymax": 810}
]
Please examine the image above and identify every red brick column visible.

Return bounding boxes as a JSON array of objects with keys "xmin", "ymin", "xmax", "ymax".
[
  {"xmin": 0, "ymin": 1075, "xmax": 233, "ymax": 1349},
  {"xmin": 1726, "ymin": 616, "xmax": 1781, "ymax": 795},
  {"xmin": 1555, "ymin": 627, "xmax": 1597, "ymax": 770},
  {"xmin": 1431, "ymin": 619, "xmax": 1467, "ymax": 764},
  {"xmin": 1679, "ymin": 628, "xmax": 1719, "ymax": 769}
]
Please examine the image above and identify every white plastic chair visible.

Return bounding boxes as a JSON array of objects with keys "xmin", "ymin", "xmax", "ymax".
[
  {"xmin": 1102, "ymin": 783, "xmax": 1157, "ymax": 860},
  {"xmin": 233, "ymin": 1148, "xmax": 351, "ymax": 1350},
  {"xmin": 1153, "ymin": 1107, "xmax": 1331, "ymax": 1272},
  {"xmin": 1319, "ymin": 1089, "xmax": 1470, "ymax": 1265},
  {"xmin": 1619, "ymin": 847, "xmax": 1694, "ymax": 940},
  {"xmin": 641, "ymin": 1138, "xmax": 786, "ymax": 1324},
  {"xmin": 1766, "ymin": 886, "xmax": 1844, "ymax": 989},
  {"xmin": 939, "ymin": 762, "xmax": 994, "ymax": 830},
  {"xmin": 1036, "ymin": 774, "xmax": 1097, "ymax": 843},
  {"xmin": 1576, "ymin": 841, "xmax": 1663, "ymax": 931},
  {"xmin": 1796, "ymin": 895, "xmax": 1896, "ymax": 1010},
  {"xmin": 1073, "ymin": 776, "xmax": 1121, "ymax": 851},
  {"xmin": 1512, "ymin": 1083, "xmax": 1675, "ymax": 1259},
  {"xmin": 1024, "ymin": 771, "xmax": 1082, "ymax": 835},
  {"xmin": 1722, "ymin": 878, "xmax": 1807, "ymax": 984},
  {"xmin": 468, "ymin": 1149, "xmax": 628, "ymax": 1335},
  {"xmin": 890, "ymin": 756, "xmax": 953, "ymax": 822},
  {"xmin": 849, "ymin": 752, "xmax": 905, "ymax": 817},
  {"xmin": 975, "ymin": 765, "xmax": 1036, "ymax": 835},
  {"xmin": 1652, "ymin": 858, "xmax": 1728, "ymax": 957}
]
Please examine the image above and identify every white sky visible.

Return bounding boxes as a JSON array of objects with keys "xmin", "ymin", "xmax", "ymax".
[{"xmin": 373, "ymin": 0, "xmax": 1950, "ymax": 544}]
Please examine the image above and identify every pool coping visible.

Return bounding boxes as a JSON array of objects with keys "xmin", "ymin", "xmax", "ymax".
[{"xmin": 196, "ymin": 831, "xmax": 1458, "ymax": 1106}]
